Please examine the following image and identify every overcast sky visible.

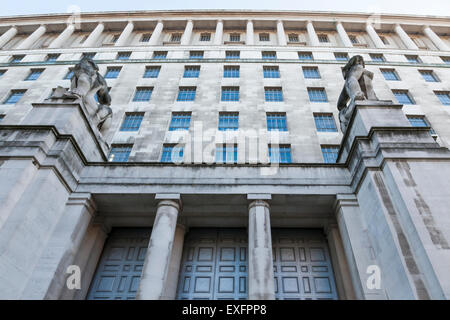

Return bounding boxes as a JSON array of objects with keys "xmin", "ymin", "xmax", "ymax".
[{"xmin": 1, "ymin": 0, "xmax": 450, "ymax": 17}]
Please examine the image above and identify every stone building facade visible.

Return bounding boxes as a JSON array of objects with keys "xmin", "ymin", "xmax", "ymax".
[{"xmin": 0, "ymin": 10, "xmax": 449, "ymax": 300}]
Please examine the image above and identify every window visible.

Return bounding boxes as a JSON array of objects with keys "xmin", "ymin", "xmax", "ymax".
[
  {"xmin": 0, "ymin": 115, "xmax": 4, "ymax": 122},
  {"xmin": 314, "ymin": 113, "xmax": 337, "ymax": 132},
  {"xmin": 200, "ymin": 33, "xmax": 211, "ymax": 41},
  {"xmin": 392, "ymin": 90, "xmax": 415, "ymax": 104},
  {"xmin": 349, "ymin": 35, "xmax": 358, "ymax": 44},
  {"xmin": 64, "ymin": 69, "xmax": 74, "ymax": 80},
  {"xmin": 153, "ymin": 51, "xmax": 167, "ymax": 59},
  {"xmin": 82, "ymin": 52, "xmax": 96, "ymax": 59},
  {"xmin": 108, "ymin": 144, "xmax": 132, "ymax": 162},
  {"xmin": 132, "ymin": 87, "xmax": 153, "ymax": 102},
  {"xmin": 262, "ymin": 51, "xmax": 276, "ymax": 60},
  {"xmin": 161, "ymin": 144, "xmax": 184, "ymax": 163},
  {"xmin": 0, "ymin": 70, "xmax": 5, "ymax": 78},
  {"xmin": 298, "ymin": 52, "xmax": 313, "ymax": 60},
  {"xmin": 25, "ymin": 69, "xmax": 44, "ymax": 81},
  {"xmin": 370, "ymin": 53, "xmax": 385, "ymax": 62},
  {"xmin": 265, "ymin": 87, "xmax": 283, "ymax": 102},
  {"xmin": 104, "ymin": 67, "xmax": 121, "ymax": 79},
  {"xmin": 288, "ymin": 34, "xmax": 299, "ymax": 42},
  {"xmin": 218, "ymin": 112, "xmax": 239, "ymax": 131},
  {"xmin": 441, "ymin": 56, "xmax": 450, "ymax": 64},
  {"xmin": 419, "ymin": 70, "xmax": 439, "ymax": 82},
  {"xmin": 116, "ymin": 52, "xmax": 131, "ymax": 60},
  {"xmin": 405, "ymin": 55, "xmax": 421, "ymax": 63},
  {"xmin": 120, "ymin": 113, "xmax": 144, "ymax": 131},
  {"xmin": 379, "ymin": 36, "xmax": 389, "ymax": 45},
  {"xmin": 177, "ymin": 87, "xmax": 196, "ymax": 101},
  {"xmin": 381, "ymin": 69, "xmax": 400, "ymax": 81},
  {"xmin": 269, "ymin": 145, "xmax": 292, "ymax": 163},
  {"xmin": 263, "ymin": 66, "xmax": 280, "ymax": 78},
  {"xmin": 216, "ymin": 144, "xmax": 237, "ymax": 164},
  {"xmin": 221, "ymin": 87, "xmax": 239, "ymax": 102},
  {"xmin": 141, "ymin": 33, "xmax": 152, "ymax": 42},
  {"xmin": 308, "ymin": 88, "xmax": 328, "ymax": 102},
  {"xmin": 11, "ymin": 55, "xmax": 24, "ymax": 63},
  {"xmin": 229, "ymin": 33, "xmax": 241, "ymax": 42},
  {"xmin": 226, "ymin": 51, "xmax": 240, "ymax": 59},
  {"xmin": 111, "ymin": 34, "xmax": 120, "ymax": 43},
  {"xmin": 321, "ymin": 146, "xmax": 339, "ymax": 163},
  {"xmin": 184, "ymin": 66, "xmax": 200, "ymax": 78},
  {"xmin": 334, "ymin": 52, "xmax": 349, "ymax": 61},
  {"xmin": 302, "ymin": 66, "xmax": 320, "ymax": 79},
  {"xmin": 189, "ymin": 51, "xmax": 204, "ymax": 59},
  {"xmin": 169, "ymin": 112, "xmax": 191, "ymax": 131},
  {"xmin": 143, "ymin": 66, "xmax": 161, "ymax": 78},
  {"xmin": 3, "ymin": 90, "xmax": 26, "ymax": 104},
  {"xmin": 267, "ymin": 113, "xmax": 287, "ymax": 131},
  {"xmin": 407, "ymin": 115, "xmax": 436, "ymax": 135},
  {"xmin": 45, "ymin": 54, "xmax": 60, "ymax": 62},
  {"xmin": 259, "ymin": 33, "xmax": 270, "ymax": 41},
  {"xmin": 224, "ymin": 66, "xmax": 240, "ymax": 78},
  {"xmin": 435, "ymin": 91, "xmax": 450, "ymax": 105},
  {"xmin": 318, "ymin": 34, "xmax": 329, "ymax": 43},
  {"xmin": 171, "ymin": 33, "xmax": 182, "ymax": 42}
]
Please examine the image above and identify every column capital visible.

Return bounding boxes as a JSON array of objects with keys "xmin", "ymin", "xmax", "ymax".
[
  {"xmin": 157, "ymin": 20, "xmax": 163, "ymax": 24},
  {"xmin": 217, "ymin": 19, "xmax": 223, "ymax": 23},
  {"xmin": 248, "ymin": 199, "xmax": 270, "ymax": 210},
  {"xmin": 66, "ymin": 192, "xmax": 96, "ymax": 216},
  {"xmin": 422, "ymin": 25, "xmax": 431, "ymax": 30},
  {"xmin": 155, "ymin": 194, "xmax": 182, "ymax": 211},
  {"xmin": 333, "ymin": 194, "xmax": 359, "ymax": 214},
  {"xmin": 276, "ymin": 19, "xmax": 283, "ymax": 24},
  {"xmin": 247, "ymin": 19, "xmax": 253, "ymax": 23}
]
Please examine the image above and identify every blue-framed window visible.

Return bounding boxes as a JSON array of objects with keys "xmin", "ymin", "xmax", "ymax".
[
  {"xmin": 259, "ymin": 33, "xmax": 270, "ymax": 41},
  {"xmin": 267, "ymin": 113, "xmax": 287, "ymax": 131},
  {"xmin": 226, "ymin": 51, "xmax": 240, "ymax": 59},
  {"xmin": 380, "ymin": 36, "xmax": 390, "ymax": 45},
  {"xmin": 229, "ymin": 33, "xmax": 241, "ymax": 42},
  {"xmin": 120, "ymin": 113, "xmax": 144, "ymax": 131},
  {"xmin": 381, "ymin": 69, "xmax": 400, "ymax": 81},
  {"xmin": 393, "ymin": 90, "xmax": 415, "ymax": 104},
  {"xmin": 321, "ymin": 145, "xmax": 339, "ymax": 163},
  {"xmin": 104, "ymin": 67, "xmax": 121, "ymax": 79},
  {"xmin": 141, "ymin": 33, "xmax": 152, "ymax": 42},
  {"xmin": 177, "ymin": 87, "xmax": 196, "ymax": 101},
  {"xmin": 349, "ymin": 35, "xmax": 358, "ymax": 44},
  {"xmin": 288, "ymin": 34, "xmax": 299, "ymax": 42},
  {"xmin": 314, "ymin": 113, "xmax": 337, "ymax": 132},
  {"xmin": 64, "ymin": 69, "xmax": 74, "ymax": 80},
  {"xmin": 0, "ymin": 114, "xmax": 4, "ymax": 122},
  {"xmin": 116, "ymin": 52, "xmax": 131, "ymax": 60},
  {"xmin": 3, "ymin": 90, "xmax": 26, "ymax": 104},
  {"xmin": 46, "ymin": 54, "xmax": 60, "ymax": 62},
  {"xmin": 215, "ymin": 144, "xmax": 238, "ymax": 163},
  {"xmin": 224, "ymin": 66, "xmax": 240, "ymax": 78},
  {"xmin": 269, "ymin": 145, "xmax": 292, "ymax": 163},
  {"xmin": 11, "ymin": 55, "xmax": 24, "ymax": 63},
  {"xmin": 111, "ymin": 34, "xmax": 120, "ymax": 43},
  {"xmin": 441, "ymin": 56, "xmax": 450, "ymax": 64},
  {"xmin": 318, "ymin": 34, "xmax": 329, "ymax": 43},
  {"xmin": 263, "ymin": 66, "xmax": 280, "ymax": 78},
  {"xmin": 169, "ymin": 112, "xmax": 191, "ymax": 131},
  {"xmin": 189, "ymin": 51, "xmax": 204, "ymax": 59},
  {"xmin": 370, "ymin": 53, "xmax": 385, "ymax": 62},
  {"xmin": 218, "ymin": 112, "xmax": 239, "ymax": 131},
  {"xmin": 143, "ymin": 66, "xmax": 160, "ymax": 78},
  {"xmin": 200, "ymin": 33, "xmax": 211, "ymax": 41},
  {"xmin": 334, "ymin": 53, "xmax": 349, "ymax": 61},
  {"xmin": 265, "ymin": 87, "xmax": 283, "ymax": 102},
  {"xmin": 221, "ymin": 87, "xmax": 239, "ymax": 102},
  {"xmin": 302, "ymin": 67, "xmax": 320, "ymax": 79},
  {"xmin": 405, "ymin": 55, "xmax": 421, "ymax": 63},
  {"xmin": 132, "ymin": 87, "xmax": 153, "ymax": 102},
  {"xmin": 153, "ymin": 51, "xmax": 167, "ymax": 59},
  {"xmin": 184, "ymin": 66, "xmax": 200, "ymax": 78},
  {"xmin": 298, "ymin": 52, "xmax": 313, "ymax": 60},
  {"xmin": 435, "ymin": 91, "xmax": 450, "ymax": 105},
  {"xmin": 82, "ymin": 52, "xmax": 96, "ymax": 59},
  {"xmin": 171, "ymin": 33, "xmax": 182, "ymax": 42},
  {"xmin": 407, "ymin": 115, "xmax": 436, "ymax": 135},
  {"xmin": 419, "ymin": 70, "xmax": 439, "ymax": 82},
  {"xmin": 25, "ymin": 69, "xmax": 44, "ymax": 81},
  {"xmin": 262, "ymin": 51, "xmax": 276, "ymax": 60},
  {"xmin": 308, "ymin": 88, "xmax": 328, "ymax": 102},
  {"xmin": 0, "ymin": 70, "xmax": 5, "ymax": 78},
  {"xmin": 161, "ymin": 144, "xmax": 184, "ymax": 163},
  {"xmin": 108, "ymin": 144, "xmax": 132, "ymax": 162}
]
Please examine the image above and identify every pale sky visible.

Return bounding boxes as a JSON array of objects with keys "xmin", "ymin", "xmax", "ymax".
[{"xmin": 1, "ymin": 0, "xmax": 450, "ymax": 17}]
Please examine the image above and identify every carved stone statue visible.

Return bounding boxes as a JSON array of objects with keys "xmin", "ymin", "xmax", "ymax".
[{"xmin": 337, "ymin": 55, "xmax": 378, "ymax": 133}]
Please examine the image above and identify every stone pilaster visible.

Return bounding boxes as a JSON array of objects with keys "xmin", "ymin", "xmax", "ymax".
[
  {"xmin": 49, "ymin": 24, "xmax": 75, "ymax": 48},
  {"xmin": 394, "ymin": 24, "xmax": 418, "ymax": 50},
  {"xmin": 0, "ymin": 26, "xmax": 18, "ymax": 48},
  {"xmin": 246, "ymin": 20, "xmax": 254, "ymax": 45},
  {"xmin": 214, "ymin": 19, "xmax": 223, "ymax": 45},
  {"xmin": 82, "ymin": 23, "xmax": 104, "ymax": 47},
  {"xmin": 149, "ymin": 20, "xmax": 163, "ymax": 45},
  {"xmin": 336, "ymin": 21, "xmax": 352, "ymax": 47},
  {"xmin": 17, "ymin": 25, "xmax": 46, "ymax": 50},
  {"xmin": 366, "ymin": 23, "xmax": 386, "ymax": 49},
  {"xmin": 276, "ymin": 20, "xmax": 287, "ymax": 46},
  {"xmin": 306, "ymin": 20, "xmax": 319, "ymax": 46},
  {"xmin": 115, "ymin": 21, "xmax": 134, "ymax": 47},
  {"xmin": 181, "ymin": 20, "xmax": 193, "ymax": 45},
  {"xmin": 423, "ymin": 26, "xmax": 449, "ymax": 51}
]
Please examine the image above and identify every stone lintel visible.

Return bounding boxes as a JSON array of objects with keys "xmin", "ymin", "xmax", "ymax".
[{"xmin": 247, "ymin": 193, "xmax": 272, "ymax": 200}]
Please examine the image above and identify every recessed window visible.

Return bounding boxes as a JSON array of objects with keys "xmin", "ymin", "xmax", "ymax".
[
  {"xmin": 177, "ymin": 87, "xmax": 196, "ymax": 101},
  {"xmin": 334, "ymin": 52, "xmax": 349, "ymax": 61},
  {"xmin": 25, "ymin": 69, "xmax": 44, "ymax": 81},
  {"xmin": 111, "ymin": 34, "xmax": 120, "ymax": 43},
  {"xmin": 108, "ymin": 144, "xmax": 132, "ymax": 162},
  {"xmin": 143, "ymin": 66, "xmax": 161, "ymax": 78},
  {"xmin": 224, "ymin": 66, "xmax": 240, "ymax": 78},
  {"xmin": 302, "ymin": 66, "xmax": 320, "ymax": 79},
  {"xmin": 288, "ymin": 34, "xmax": 299, "ymax": 42},
  {"xmin": 259, "ymin": 33, "xmax": 270, "ymax": 41},
  {"xmin": 269, "ymin": 145, "xmax": 292, "ymax": 163},
  {"xmin": 264, "ymin": 87, "xmax": 283, "ymax": 102},
  {"xmin": 318, "ymin": 34, "xmax": 329, "ymax": 43},
  {"xmin": 82, "ymin": 52, "xmax": 96, "ymax": 59},
  {"xmin": 132, "ymin": 87, "xmax": 153, "ymax": 102},
  {"xmin": 0, "ymin": 114, "xmax": 4, "ymax": 122},
  {"xmin": 116, "ymin": 52, "xmax": 131, "ymax": 60},
  {"xmin": 263, "ymin": 66, "xmax": 280, "ymax": 78},
  {"xmin": 200, "ymin": 33, "xmax": 211, "ymax": 41},
  {"xmin": 419, "ymin": 70, "xmax": 439, "ymax": 82},
  {"xmin": 104, "ymin": 67, "xmax": 121, "ymax": 79},
  {"xmin": 405, "ymin": 55, "xmax": 421, "ymax": 64},
  {"xmin": 171, "ymin": 33, "xmax": 182, "ymax": 42},
  {"xmin": 314, "ymin": 113, "xmax": 337, "ymax": 132},
  {"xmin": 169, "ymin": 112, "xmax": 191, "ymax": 131},
  {"xmin": 380, "ymin": 69, "xmax": 400, "ymax": 81},
  {"xmin": 407, "ymin": 115, "xmax": 436, "ymax": 135},
  {"xmin": 161, "ymin": 144, "xmax": 184, "ymax": 163},
  {"xmin": 434, "ymin": 91, "xmax": 450, "ymax": 105},
  {"xmin": 441, "ymin": 56, "xmax": 450, "ymax": 64},
  {"xmin": 225, "ymin": 51, "xmax": 240, "ymax": 59},
  {"xmin": 349, "ymin": 35, "xmax": 358, "ymax": 44},
  {"xmin": 221, "ymin": 87, "xmax": 239, "ymax": 102},
  {"xmin": 64, "ymin": 69, "xmax": 74, "ymax": 80},
  {"xmin": 392, "ymin": 90, "xmax": 415, "ymax": 105},
  {"xmin": 120, "ymin": 113, "xmax": 144, "ymax": 132},
  {"xmin": 184, "ymin": 65, "xmax": 200, "ymax": 78},
  {"xmin": 10, "ymin": 55, "xmax": 25, "ymax": 63},
  {"xmin": 189, "ymin": 51, "xmax": 204, "ymax": 59},
  {"xmin": 379, "ymin": 36, "xmax": 389, "ymax": 45},
  {"xmin": 3, "ymin": 90, "xmax": 26, "ymax": 104},
  {"xmin": 0, "ymin": 70, "xmax": 6, "ymax": 78},
  {"xmin": 267, "ymin": 113, "xmax": 287, "ymax": 131},
  {"xmin": 153, "ymin": 51, "xmax": 167, "ymax": 59},
  {"xmin": 298, "ymin": 52, "xmax": 313, "ymax": 60},
  {"xmin": 45, "ymin": 54, "xmax": 60, "ymax": 62},
  {"xmin": 218, "ymin": 112, "xmax": 239, "ymax": 131},
  {"xmin": 321, "ymin": 145, "xmax": 339, "ymax": 163},
  {"xmin": 216, "ymin": 144, "xmax": 237, "ymax": 164},
  {"xmin": 370, "ymin": 53, "xmax": 385, "ymax": 62},
  {"xmin": 141, "ymin": 33, "xmax": 152, "ymax": 42},
  {"xmin": 308, "ymin": 88, "xmax": 328, "ymax": 102},
  {"xmin": 229, "ymin": 33, "xmax": 241, "ymax": 42},
  {"xmin": 262, "ymin": 51, "xmax": 276, "ymax": 60}
]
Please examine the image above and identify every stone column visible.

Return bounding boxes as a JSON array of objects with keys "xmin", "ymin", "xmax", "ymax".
[
  {"xmin": 276, "ymin": 20, "xmax": 287, "ymax": 46},
  {"xmin": 115, "ymin": 21, "xmax": 134, "ymax": 47},
  {"xmin": 336, "ymin": 21, "xmax": 352, "ymax": 47},
  {"xmin": 16, "ymin": 25, "xmax": 46, "ymax": 50},
  {"xmin": 149, "ymin": 20, "xmax": 163, "ymax": 46},
  {"xmin": 366, "ymin": 23, "xmax": 385, "ymax": 49},
  {"xmin": 82, "ymin": 23, "xmax": 104, "ymax": 47},
  {"xmin": 161, "ymin": 224, "xmax": 186, "ymax": 300},
  {"xmin": 394, "ymin": 24, "xmax": 418, "ymax": 50},
  {"xmin": 0, "ymin": 26, "xmax": 18, "ymax": 48},
  {"xmin": 423, "ymin": 25, "xmax": 449, "ymax": 51},
  {"xmin": 48, "ymin": 24, "xmax": 75, "ymax": 49},
  {"xmin": 180, "ymin": 19, "xmax": 193, "ymax": 45},
  {"xmin": 136, "ymin": 195, "xmax": 181, "ymax": 300},
  {"xmin": 306, "ymin": 20, "xmax": 319, "ymax": 46},
  {"xmin": 214, "ymin": 19, "xmax": 223, "ymax": 45},
  {"xmin": 246, "ymin": 20, "xmax": 254, "ymax": 45},
  {"xmin": 248, "ymin": 196, "xmax": 275, "ymax": 300}
]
